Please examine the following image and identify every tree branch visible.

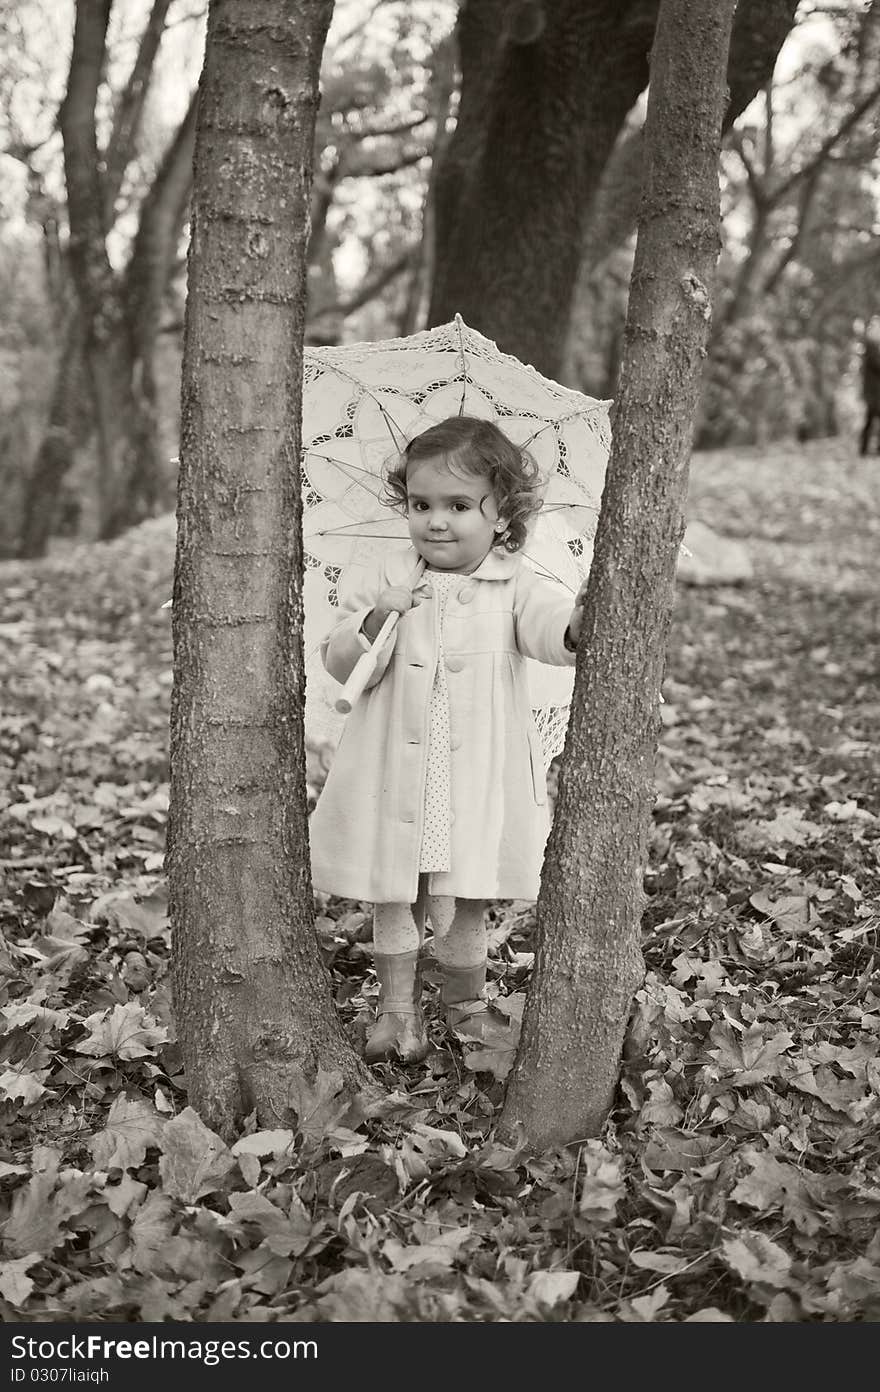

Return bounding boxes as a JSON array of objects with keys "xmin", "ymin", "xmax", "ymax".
[
  {"xmin": 103, "ymin": 0, "xmax": 174, "ymax": 219},
  {"xmin": 342, "ymin": 144, "xmax": 430, "ymax": 178},
  {"xmin": 124, "ymin": 90, "xmax": 198, "ymax": 372},
  {"xmin": 309, "ymin": 245, "xmax": 416, "ymax": 324},
  {"xmin": 60, "ymin": 0, "xmax": 116, "ymax": 325},
  {"xmin": 771, "ymin": 79, "xmax": 880, "ymax": 206}
]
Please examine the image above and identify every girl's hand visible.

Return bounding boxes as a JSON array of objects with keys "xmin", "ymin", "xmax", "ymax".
[
  {"xmin": 565, "ymin": 578, "xmax": 589, "ymax": 647},
  {"xmin": 363, "ymin": 586, "xmax": 421, "ymax": 641}
]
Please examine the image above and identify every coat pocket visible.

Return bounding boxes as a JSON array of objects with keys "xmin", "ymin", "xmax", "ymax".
[{"xmin": 527, "ymin": 727, "xmax": 547, "ymax": 806}]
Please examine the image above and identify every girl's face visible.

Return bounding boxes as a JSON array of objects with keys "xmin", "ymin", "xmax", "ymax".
[{"xmin": 405, "ymin": 455, "xmax": 506, "ymax": 573}]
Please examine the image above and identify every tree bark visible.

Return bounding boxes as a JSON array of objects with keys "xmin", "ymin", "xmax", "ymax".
[
  {"xmin": 168, "ymin": 0, "xmax": 370, "ymax": 1139},
  {"xmin": 428, "ymin": 0, "xmax": 797, "ymax": 379},
  {"xmin": 500, "ymin": 0, "xmax": 737, "ymax": 1151}
]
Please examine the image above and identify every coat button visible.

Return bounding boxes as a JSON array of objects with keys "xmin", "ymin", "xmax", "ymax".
[
  {"xmin": 450, "ymin": 735, "xmax": 462, "ymax": 751},
  {"xmin": 445, "ymin": 656, "xmax": 464, "ymax": 673},
  {"xmin": 401, "ymin": 811, "xmax": 415, "ymax": 823},
  {"xmin": 458, "ymin": 584, "xmax": 476, "ymax": 603}
]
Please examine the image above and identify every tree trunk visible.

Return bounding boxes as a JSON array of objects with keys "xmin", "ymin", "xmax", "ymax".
[
  {"xmin": 17, "ymin": 0, "xmax": 188, "ymax": 556},
  {"xmin": 428, "ymin": 0, "xmax": 797, "ymax": 380},
  {"xmin": 500, "ymin": 0, "xmax": 737, "ymax": 1151},
  {"xmin": 117, "ymin": 92, "xmax": 199, "ymax": 527},
  {"xmin": 168, "ymin": 0, "xmax": 370, "ymax": 1139},
  {"xmin": 428, "ymin": 0, "xmax": 654, "ymax": 376}
]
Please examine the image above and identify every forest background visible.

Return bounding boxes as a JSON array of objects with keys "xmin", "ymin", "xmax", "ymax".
[{"xmin": 0, "ymin": 0, "xmax": 879, "ymax": 1325}]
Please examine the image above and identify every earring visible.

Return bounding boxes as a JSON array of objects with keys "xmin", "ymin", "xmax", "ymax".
[{"xmin": 494, "ymin": 523, "xmax": 505, "ymax": 533}]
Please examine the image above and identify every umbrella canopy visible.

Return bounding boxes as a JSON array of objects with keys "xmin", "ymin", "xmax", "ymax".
[{"xmin": 302, "ymin": 314, "xmax": 611, "ymax": 762}]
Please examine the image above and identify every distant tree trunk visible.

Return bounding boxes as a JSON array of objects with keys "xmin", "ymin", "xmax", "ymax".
[
  {"xmin": 17, "ymin": 0, "xmax": 191, "ymax": 557},
  {"xmin": 428, "ymin": 0, "xmax": 797, "ymax": 379},
  {"xmin": 168, "ymin": 0, "xmax": 369, "ymax": 1138},
  {"xmin": 500, "ymin": 0, "xmax": 737, "ymax": 1150},
  {"xmin": 428, "ymin": 0, "xmax": 654, "ymax": 375}
]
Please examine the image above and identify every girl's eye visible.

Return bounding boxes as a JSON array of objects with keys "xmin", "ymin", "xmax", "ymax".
[
  {"xmin": 452, "ymin": 502, "xmax": 470, "ymax": 513},
  {"xmin": 409, "ymin": 500, "xmax": 428, "ymax": 512}
]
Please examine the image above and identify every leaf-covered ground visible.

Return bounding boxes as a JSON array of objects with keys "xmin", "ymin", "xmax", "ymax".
[{"xmin": 1, "ymin": 439, "xmax": 878, "ymax": 1322}]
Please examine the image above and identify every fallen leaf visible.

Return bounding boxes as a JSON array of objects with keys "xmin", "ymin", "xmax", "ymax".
[
  {"xmin": 158, "ymin": 1107, "xmax": 235, "ymax": 1202},
  {"xmin": 90, "ymin": 1095, "xmax": 166, "ymax": 1170},
  {"xmin": 75, "ymin": 1003, "xmax": 167, "ymax": 1061},
  {"xmin": 526, "ymin": 1270, "xmax": 580, "ymax": 1307},
  {"xmin": 722, "ymin": 1231, "xmax": 792, "ymax": 1289},
  {"xmin": 0, "ymin": 1254, "xmax": 41, "ymax": 1307}
]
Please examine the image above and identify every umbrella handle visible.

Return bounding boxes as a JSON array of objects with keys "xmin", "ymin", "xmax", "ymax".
[
  {"xmin": 334, "ymin": 610, "xmax": 400, "ymax": 714},
  {"xmin": 334, "ymin": 557, "xmax": 426, "ymax": 715}
]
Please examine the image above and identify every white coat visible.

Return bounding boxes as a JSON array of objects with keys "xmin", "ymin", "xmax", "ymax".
[{"xmin": 308, "ymin": 544, "xmax": 576, "ymax": 904}]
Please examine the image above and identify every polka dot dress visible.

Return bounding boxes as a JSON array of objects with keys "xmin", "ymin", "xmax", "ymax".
[{"xmin": 419, "ymin": 570, "xmax": 457, "ymax": 873}]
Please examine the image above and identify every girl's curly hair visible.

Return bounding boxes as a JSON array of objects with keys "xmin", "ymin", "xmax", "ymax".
[{"xmin": 382, "ymin": 415, "xmax": 542, "ymax": 552}]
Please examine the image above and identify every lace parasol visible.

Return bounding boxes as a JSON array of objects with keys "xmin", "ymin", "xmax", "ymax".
[{"xmin": 301, "ymin": 315, "xmax": 611, "ymax": 765}]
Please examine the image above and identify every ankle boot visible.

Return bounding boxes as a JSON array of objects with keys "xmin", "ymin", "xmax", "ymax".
[
  {"xmin": 364, "ymin": 949, "xmax": 430, "ymax": 1064},
  {"xmin": 440, "ymin": 960, "xmax": 492, "ymax": 1042}
]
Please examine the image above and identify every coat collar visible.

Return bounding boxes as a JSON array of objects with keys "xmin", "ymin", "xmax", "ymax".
[{"xmin": 386, "ymin": 543, "xmax": 521, "ymax": 585}]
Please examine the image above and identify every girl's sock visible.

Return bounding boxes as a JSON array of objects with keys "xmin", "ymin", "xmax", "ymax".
[
  {"xmin": 373, "ymin": 901, "xmax": 422, "ymax": 955},
  {"xmin": 427, "ymin": 895, "xmax": 486, "ymax": 969}
]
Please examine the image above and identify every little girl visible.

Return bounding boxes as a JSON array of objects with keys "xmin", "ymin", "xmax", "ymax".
[{"xmin": 309, "ymin": 416, "xmax": 587, "ymax": 1063}]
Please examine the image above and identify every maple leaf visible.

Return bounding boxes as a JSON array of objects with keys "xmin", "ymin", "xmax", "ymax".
[
  {"xmin": 460, "ymin": 996, "xmax": 524, "ymax": 1081},
  {"xmin": 0, "ymin": 1067, "xmax": 49, "ymax": 1105},
  {"xmin": 526, "ymin": 1270, "xmax": 580, "ymax": 1307},
  {"xmin": 24, "ymin": 908, "xmax": 90, "ymax": 976},
  {"xmin": 642, "ymin": 1128, "xmax": 731, "ymax": 1174},
  {"xmin": 578, "ymin": 1141, "xmax": 627, "ymax": 1222},
  {"xmin": 315, "ymin": 1269, "xmax": 410, "ymax": 1321},
  {"xmin": 722, "ymin": 1231, "xmax": 792, "ymax": 1289},
  {"xmin": 640, "ymin": 1078, "xmax": 684, "ymax": 1126},
  {"xmin": 90, "ymin": 1094, "xmax": 167, "ymax": 1170},
  {"xmin": 128, "ymin": 1192, "xmax": 178, "ymax": 1275},
  {"xmin": 74, "ymin": 1003, "xmax": 167, "ymax": 1061},
  {"xmin": 287, "ymin": 1066, "xmax": 352, "ymax": 1143},
  {"xmin": 620, "ymin": 1285, "xmax": 671, "ymax": 1321},
  {"xmin": 410, "ymin": 1123, "xmax": 468, "ymax": 1160},
  {"xmin": 0, "ymin": 1254, "xmax": 41, "ymax": 1307},
  {"xmin": 3, "ymin": 1149, "xmax": 64, "ymax": 1258},
  {"xmin": 748, "ymin": 889, "xmax": 812, "ymax": 931},
  {"xmin": 230, "ymin": 1129, "xmax": 295, "ymax": 1159},
  {"xmin": 707, "ymin": 1022, "xmax": 794, "ymax": 1085},
  {"xmin": 158, "ymin": 1107, "xmax": 235, "ymax": 1202},
  {"xmin": 731, "ymin": 1149, "xmax": 821, "ymax": 1235},
  {"xmin": 383, "ymin": 1226, "xmax": 473, "ymax": 1272},
  {"xmin": 746, "ymin": 808, "xmax": 823, "ymax": 849},
  {"xmin": 225, "ymin": 1191, "xmax": 313, "ymax": 1258}
]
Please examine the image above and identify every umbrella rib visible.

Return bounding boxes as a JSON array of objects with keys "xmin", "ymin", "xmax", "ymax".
[
  {"xmin": 309, "ymin": 526, "xmax": 407, "ymax": 539},
  {"xmin": 520, "ymin": 550, "xmax": 574, "ymax": 591},
  {"xmin": 521, "ymin": 405, "xmax": 608, "ymax": 453},
  {"xmin": 307, "ymin": 358, "xmax": 412, "ymax": 452},
  {"xmin": 454, "ymin": 313, "xmax": 468, "ymax": 416},
  {"xmin": 305, "ymin": 451, "xmax": 385, "ymax": 503},
  {"xmin": 305, "ymin": 450, "xmax": 383, "ymax": 480}
]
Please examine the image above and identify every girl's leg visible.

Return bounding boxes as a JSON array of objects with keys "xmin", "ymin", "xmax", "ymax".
[
  {"xmin": 365, "ymin": 899, "xmax": 429, "ymax": 1064},
  {"xmin": 426, "ymin": 894, "xmax": 486, "ymax": 969},
  {"xmin": 426, "ymin": 895, "xmax": 492, "ymax": 1040}
]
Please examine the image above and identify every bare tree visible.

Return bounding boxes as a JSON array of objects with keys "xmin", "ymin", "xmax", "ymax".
[
  {"xmin": 168, "ymin": 0, "xmax": 371, "ymax": 1137},
  {"xmin": 500, "ymin": 0, "xmax": 738, "ymax": 1150}
]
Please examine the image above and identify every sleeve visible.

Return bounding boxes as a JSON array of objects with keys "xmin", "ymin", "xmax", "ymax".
[
  {"xmin": 512, "ymin": 566, "xmax": 578, "ymax": 667},
  {"xmin": 320, "ymin": 557, "xmax": 398, "ymax": 689}
]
